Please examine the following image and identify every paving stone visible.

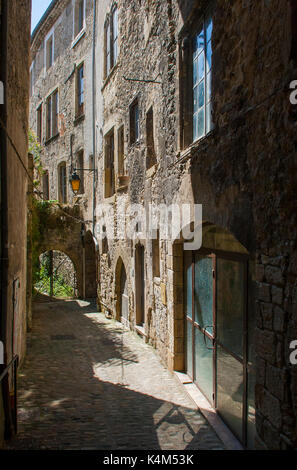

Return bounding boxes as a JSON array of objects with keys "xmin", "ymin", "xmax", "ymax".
[{"xmin": 8, "ymin": 299, "xmax": 224, "ymax": 450}]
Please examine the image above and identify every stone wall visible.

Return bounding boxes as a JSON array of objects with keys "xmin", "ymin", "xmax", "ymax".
[
  {"xmin": 0, "ymin": 0, "xmax": 31, "ymax": 446},
  {"xmin": 98, "ymin": 0, "xmax": 297, "ymax": 450},
  {"xmin": 29, "ymin": 0, "xmax": 297, "ymax": 450},
  {"xmin": 30, "ymin": 0, "xmax": 97, "ymax": 231}
]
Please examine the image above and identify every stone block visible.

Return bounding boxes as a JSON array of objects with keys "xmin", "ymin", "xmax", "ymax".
[
  {"xmin": 263, "ymin": 419, "xmax": 281, "ymax": 449},
  {"xmin": 265, "ymin": 364, "xmax": 287, "ymax": 401},
  {"xmin": 260, "ymin": 302, "xmax": 273, "ymax": 330},
  {"xmin": 256, "ymin": 355, "xmax": 266, "ymax": 386},
  {"xmin": 273, "ymin": 306, "xmax": 285, "ymax": 333},
  {"xmin": 271, "ymin": 286, "xmax": 283, "ymax": 306},
  {"xmin": 257, "ymin": 282, "xmax": 271, "ymax": 302},
  {"xmin": 265, "ymin": 265, "xmax": 284, "ymax": 286},
  {"xmin": 256, "ymin": 328, "xmax": 276, "ymax": 364},
  {"xmin": 258, "ymin": 389, "xmax": 282, "ymax": 429}
]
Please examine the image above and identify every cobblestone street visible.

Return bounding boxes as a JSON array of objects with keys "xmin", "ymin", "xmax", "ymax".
[{"xmin": 7, "ymin": 298, "xmax": 224, "ymax": 450}]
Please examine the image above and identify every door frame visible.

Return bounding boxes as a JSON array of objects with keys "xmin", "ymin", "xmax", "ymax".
[
  {"xmin": 135, "ymin": 243, "xmax": 145, "ymax": 326},
  {"xmin": 184, "ymin": 247, "xmax": 249, "ymax": 446}
]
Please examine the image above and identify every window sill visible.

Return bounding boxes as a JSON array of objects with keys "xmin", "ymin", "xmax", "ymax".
[
  {"xmin": 135, "ymin": 324, "xmax": 146, "ymax": 338},
  {"xmin": 176, "ymin": 128, "xmax": 216, "ymax": 165},
  {"xmin": 74, "ymin": 114, "xmax": 85, "ymax": 126},
  {"xmin": 45, "ymin": 133, "xmax": 59, "ymax": 146},
  {"xmin": 104, "ymin": 194, "xmax": 116, "ymax": 203},
  {"xmin": 117, "ymin": 175, "xmax": 129, "ymax": 191},
  {"xmin": 71, "ymin": 29, "xmax": 86, "ymax": 48},
  {"xmin": 101, "ymin": 62, "xmax": 119, "ymax": 91}
]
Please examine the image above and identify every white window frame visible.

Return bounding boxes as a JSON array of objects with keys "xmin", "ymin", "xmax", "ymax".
[
  {"xmin": 30, "ymin": 61, "xmax": 35, "ymax": 96},
  {"xmin": 45, "ymin": 88, "xmax": 59, "ymax": 141},
  {"xmin": 73, "ymin": 0, "xmax": 86, "ymax": 42},
  {"xmin": 44, "ymin": 27, "xmax": 55, "ymax": 72},
  {"xmin": 192, "ymin": 14, "xmax": 213, "ymax": 142},
  {"xmin": 104, "ymin": 4, "xmax": 119, "ymax": 79}
]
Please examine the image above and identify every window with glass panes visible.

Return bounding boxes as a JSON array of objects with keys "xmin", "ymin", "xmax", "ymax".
[
  {"xmin": 104, "ymin": 6, "xmax": 118, "ymax": 78},
  {"xmin": 78, "ymin": 0, "xmax": 84, "ymax": 33},
  {"xmin": 58, "ymin": 162, "xmax": 67, "ymax": 203},
  {"xmin": 77, "ymin": 64, "xmax": 84, "ymax": 116},
  {"xmin": 193, "ymin": 15, "xmax": 213, "ymax": 141},
  {"xmin": 74, "ymin": 0, "xmax": 85, "ymax": 37},
  {"xmin": 46, "ymin": 90, "xmax": 58, "ymax": 141},
  {"xmin": 112, "ymin": 7, "xmax": 118, "ymax": 66},
  {"xmin": 106, "ymin": 21, "xmax": 111, "ymax": 76}
]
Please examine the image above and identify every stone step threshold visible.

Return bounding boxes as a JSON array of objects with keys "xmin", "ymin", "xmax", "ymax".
[{"xmin": 174, "ymin": 371, "xmax": 243, "ymax": 451}]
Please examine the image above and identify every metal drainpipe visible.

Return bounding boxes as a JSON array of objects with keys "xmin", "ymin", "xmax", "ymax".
[
  {"xmin": 70, "ymin": 133, "xmax": 74, "ymax": 173},
  {"xmin": 92, "ymin": 0, "xmax": 97, "ymax": 236}
]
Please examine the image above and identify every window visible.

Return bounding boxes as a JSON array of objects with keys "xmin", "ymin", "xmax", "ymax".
[
  {"xmin": 152, "ymin": 230, "xmax": 160, "ymax": 278},
  {"xmin": 146, "ymin": 107, "xmax": 156, "ymax": 169},
  {"xmin": 46, "ymin": 35, "xmax": 54, "ymax": 70},
  {"xmin": 104, "ymin": 5, "xmax": 118, "ymax": 78},
  {"xmin": 30, "ymin": 62, "xmax": 34, "ymax": 97},
  {"xmin": 104, "ymin": 129, "xmax": 115, "ymax": 198},
  {"xmin": 180, "ymin": 11, "xmax": 213, "ymax": 148},
  {"xmin": 42, "ymin": 171, "xmax": 49, "ymax": 200},
  {"xmin": 37, "ymin": 104, "xmax": 43, "ymax": 143},
  {"xmin": 105, "ymin": 21, "xmax": 111, "ymax": 77},
  {"xmin": 74, "ymin": 0, "xmax": 85, "ymax": 38},
  {"xmin": 112, "ymin": 7, "xmax": 118, "ymax": 66},
  {"xmin": 76, "ymin": 63, "xmax": 84, "ymax": 117},
  {"xmin": 118, "ymin": 125, "xmax": 125, "ymax": 175},
  {"xmin": 46, "ymin": 89, "xmax": 59, "ymax": 141},
  {"xmin": 58, "ymin": 162, "xmax": 67, "ymax": 203},
  {"xmin": 193, "ymin": 15, "xmax": 213, "ymax": 141},
  {"xmin": 76, "ymin": 150, "xmax": 84, "ymax": 194},
  {"xmin": 130, "ymin": 98, "xmax": 139, "ymax": 145}
]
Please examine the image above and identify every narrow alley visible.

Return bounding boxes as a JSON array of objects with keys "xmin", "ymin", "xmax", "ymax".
[{"xmin": 7, "ymin": 297, "xmax": 224, "ymax": 450}]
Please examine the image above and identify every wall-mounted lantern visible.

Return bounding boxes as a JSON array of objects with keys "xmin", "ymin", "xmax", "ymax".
[
  {"xmin": 70, "ymin": 171, "xmax": 81, "ymax": 195},
  {"xmin": 70, "ymin": 167, "xmax": 97, "ymax": 195}
]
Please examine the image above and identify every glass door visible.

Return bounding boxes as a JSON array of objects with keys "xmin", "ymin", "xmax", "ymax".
[
  {"xmin": 216, "ymin": 256, "xmax": 247, "ymax": 443},
  {"xmin": 184, "ymin": 249, "xmax": 250, "ymax": 446},
  {"xmin": 185, "ymin": 251, "xmax": 215, "ymax": 405}
]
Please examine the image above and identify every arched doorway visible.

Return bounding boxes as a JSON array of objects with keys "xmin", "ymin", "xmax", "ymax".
[
  {"xmin": 35, "ymin": 250, "xmax": 78, "ymax": 298},
  {"xmin": 174, "ymin": 222, "xmax": 255, "ymax": 448},
  {"xmin": 135, "ymin": 244, "xmax": 145, "ymax": 327},
  {"xmin": 84, "ymin": 231, "xmax": 97, "ymax": 298},
  {"xmin": 115, "ymin": 258, "xmax": 129, "ymax": 327}
]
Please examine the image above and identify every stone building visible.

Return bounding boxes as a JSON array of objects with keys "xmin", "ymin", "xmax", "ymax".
[
  {"xmin": 0, "ymin": 0, "xmax": 31, "ymax": 446},
  {"xmin": 30, "ymin": 0, "xmax": 297, "ymax": 450},
  {"xmin": 30, "ymin": 0, "xmax": 99, "ymax": 298}
]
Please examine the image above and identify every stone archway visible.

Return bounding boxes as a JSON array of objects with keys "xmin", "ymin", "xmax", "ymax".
[
  {"xmin": 37, "ymin": 246, "xmax": 83, "ymax": 298},
  {"xmin": 36, "ymin": 250, "xmax": 78, "ymax": 298},
  {"xmin": 35, "ymin": 206, "xmax": 85, "ymax": 298}
]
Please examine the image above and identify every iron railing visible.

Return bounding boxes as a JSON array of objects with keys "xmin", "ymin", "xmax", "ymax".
[{"xmin": 0, "ymin": 355, "xmax": 19, "ymax": 433}]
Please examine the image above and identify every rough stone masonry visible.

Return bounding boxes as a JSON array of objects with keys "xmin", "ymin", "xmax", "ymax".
[{"xmin": 29, "ymin": 0, "xmax": 297, "ymax": 450}]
